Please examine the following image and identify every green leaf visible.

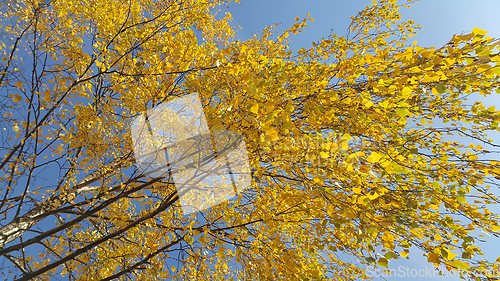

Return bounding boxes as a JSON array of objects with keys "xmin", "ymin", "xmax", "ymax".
[
  {"xmin": 435, "ymin": 84, "xmax": 446, "ymax": 94},
  {"xmin": 378, "ymin": 258, "xmax": 388, "ymax": 268},
  {"xmin": 365, "ymin": 257, "xmax": 376, "ymax": 263},
  {"xmin": 464, "ymin": 236, "xmax": 474, "ymax": 243},
  {"xmin": 462, "ymin": 251, "xmax": 471, "ymax": 259},
  {"xmin": 395, "ymin": 108, "xmax": 410, "ymax": 117},
  {"xmin": 384, "ymin": 252, "xmax": 398, "ymax": 260},
  {"xmin": 393, "ymin": 163, "xmax": 409, "ymax": 174}
]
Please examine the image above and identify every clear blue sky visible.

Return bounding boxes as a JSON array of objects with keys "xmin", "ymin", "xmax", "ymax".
[
  {"xmin": 223, "ymin": 0, "xmax": 500, "ymax": 46},
  {"xmin": 218, "ymin": 0, "xmax": 500, "ymax": 280}
]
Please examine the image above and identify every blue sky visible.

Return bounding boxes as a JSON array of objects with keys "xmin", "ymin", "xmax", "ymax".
[
  {"xmin": 217, "ymin": 0, "xmax": 500, "ymax": 280},
  {"xmin": 222, "ymin": 0, "xmax": 500, "ymax": 47}
]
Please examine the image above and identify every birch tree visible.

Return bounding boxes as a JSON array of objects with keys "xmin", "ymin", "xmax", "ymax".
[{"xmin": 1, "ymin": 0, "xmax": 500, "ymax": 280}]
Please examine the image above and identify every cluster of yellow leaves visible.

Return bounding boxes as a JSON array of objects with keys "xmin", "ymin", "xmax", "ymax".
[{"xmin": 1, "ymin": 0, "xmax": 500, "ymax": 280}]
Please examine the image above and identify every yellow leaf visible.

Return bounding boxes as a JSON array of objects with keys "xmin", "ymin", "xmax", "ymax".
[
  {"xmin": 218, "ymin": 246, "xmax": 226, "ymax": 254},
  {"xmin": 13, "ymin": 125, "xmax": 20, "ymax": 133},
  {"xmin": 452, "ymin": 259, "xmax": 469, "ymax": 270},
  {"xmin": 367, "ymin": 152, "xmax": 382, "ymax": 163},
  {"xmin": 492, "ymin": 66, "xmax": 500, "ymax": 75},
  {"xmin": 391, "ymin": 162, "xmax": 409, "ymax": 174},
  {"xmin": 14, "ymin": 81, "xmax": 23, "ymax": 88},
  {"xmin": 401, "ymin": 86, "xmax": 412, "ymax": 97},
  {"xmin": 472, "ymin": 27, "xmax": 488, "ymax": 37},
  {"xmin": 12, "ymin": 94, "xmax": 22, "ymax": 102},
  {"xmin": 241, "ymin": 74, "xmax": 251, "ymax": 82},
  {"xmin": 422, "ymin": 75, "xmax": 437, "ymax": 83},
  {"xmin": 391, "ymin": 201, "xmax": 401, "ymax": 208},
  {"xmin": 184, "ymin": 234, "xmax": 193, "ymax": 245},
  {"xmin": 282, "ymin": 118, "xmax": 295, "ymax": 130},
  {"xmin": 442, "ymin": 249, "xmax": 457, "ymax": 261},
  {"xmin": 250, "ymin": 103, "xmax": 259, "ymax": 114},
  {"xmin": 341, "ymin": 133, "xmax": 352, "ymax": 141},
  {"xmin": 367, "ymin": 192, "xmax": 381, "ymax": 200},
  {"xmin": 409, "ymin": 228, "xmax": 425, "ymax": 239},
  {"xmin": 171, "ymin": 266, "xmax": 176, "ymax": 272},
  {"xmin": 434, "ymin": 233, "xmax": 442, "ymax": 241},
  {"xmin": 264, "ymin": 129, "xmax": 280, "ymax": 142},
  {"xmin": 380, "ymin": 220, "xmax": 392, "ymax": 227},
  {"xmin": 395, "ymin": 108, "xmax": 409, "ymax": 117},
  {"xmin": 364, "ymin": 99, "xmax": 374, "ymax": 108},
  {"xmin": 345, "ymin": 210, "xmax": 357, "ymax": 219},
  {"xmin": 313, "ymin": 175, "xmax": 323, "ymax": 184},
  {"xmin": 358, "ymin": 165, "xmax": 370, "ymax": 173},
  {"xmin": 491, "ymin": 225, "xmax": 500, "ymax": 232},
  {"xmin": 428, "ymin": 252, "xmax": 440, "ymax": 264},
  {"xmin": 340, "ymin": 140, "xmax": 349, "ymax": 150}
]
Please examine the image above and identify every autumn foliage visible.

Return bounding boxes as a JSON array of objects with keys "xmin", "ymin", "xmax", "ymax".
[{"xmin": 1, "ymin": 0, "xmax": 500, "ymax": 280}]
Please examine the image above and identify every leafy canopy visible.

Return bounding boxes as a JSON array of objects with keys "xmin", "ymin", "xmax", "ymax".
[{"xmin": 1, "ymin": 0, "xmax": 500, "ymax": 280}]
